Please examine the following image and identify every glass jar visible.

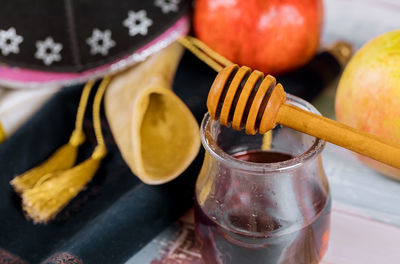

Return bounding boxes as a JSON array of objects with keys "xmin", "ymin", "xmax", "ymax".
[{"xmin": 195, "ymin": 94, "xmax": 330, "ymax": 264}]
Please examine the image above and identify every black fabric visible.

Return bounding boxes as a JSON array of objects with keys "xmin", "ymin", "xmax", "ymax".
[
  {"xmin": 0, "ymin": 50, "xmax": 211, "ymax": 264},
  {"xmin": 278, "ymin": 50, "xmax": 342, "ymax": 102},
  {"xmin": 0, "ymin": 0, "xmax": 190, "ymax": 72},
  {"xmin": 0, "ymin": 49, "xmax": 341, "ymax": 264}
]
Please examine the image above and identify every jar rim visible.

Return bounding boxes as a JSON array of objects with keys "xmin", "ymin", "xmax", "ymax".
[{"xmin": 200, "ymin": 93, "xmax": 326, "ymax": 173}]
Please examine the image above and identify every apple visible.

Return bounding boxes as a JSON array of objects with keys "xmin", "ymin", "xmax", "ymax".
[
  {"xmin": 193, "ymin": 0, "xmax": 323, "ymax": 75},
  {"xmin": 335, "ymin": 30, "xmax": 400, "ymax": 179}
]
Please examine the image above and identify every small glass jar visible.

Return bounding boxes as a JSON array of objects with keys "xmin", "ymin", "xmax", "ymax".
[{"xmin": 195, "ymin": 94, "xmax": 330, "ymax": 264}]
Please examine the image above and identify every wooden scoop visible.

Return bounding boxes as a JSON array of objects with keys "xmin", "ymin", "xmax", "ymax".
[
  {"xmin": 105, "ymin": 43, "xmax": 200, "ymax": 184},
  {"xmin": 207, "ymin": 64, "xmax": 400, "ymax": 169}
]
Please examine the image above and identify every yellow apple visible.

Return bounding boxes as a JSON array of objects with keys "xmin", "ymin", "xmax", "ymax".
[{"xmin": 335, "ymin": 30, "xmax": 400, "ymax": 179}]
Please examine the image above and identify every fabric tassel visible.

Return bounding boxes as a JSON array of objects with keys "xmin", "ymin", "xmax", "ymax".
[
  {"xmin": 0, "ymin": 121, "xmax": 5, "ymax": 143},
  {"xmin": 10, "ymin": 131, "xmax": 85, "ymax": 194},
  {"xmin": 10, "ymin": 81, "xmax": 94, "ymax": 194},
  {"xmin": 22, "ymin": 146, "xmax": 106, "ymax": 223},
  {"xmin": 21, "ymin": 77, "xmax": 111, "ymax": 224}
]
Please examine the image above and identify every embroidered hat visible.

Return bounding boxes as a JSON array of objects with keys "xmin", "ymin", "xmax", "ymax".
[{"xmin": 0, "ymin": 0, "xmax": 190, "ymax": 88}]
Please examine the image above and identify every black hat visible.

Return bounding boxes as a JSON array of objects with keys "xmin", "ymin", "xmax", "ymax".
[{"xmin": 0, "ymin": 0, "xmax": 190, "ymax": 88}]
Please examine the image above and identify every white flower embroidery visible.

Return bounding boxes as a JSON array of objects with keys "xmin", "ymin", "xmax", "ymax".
[
  {"xmin": 154, "ymin": 0, "xmax": 180, "ymax": 14},
  {"xmin": 35, "ymin": 37, "xmax": 62, "ymax": 65},
  {"xmin": 0, "ymin": 27, "xmax": 23, "ymax": 56},
  {"xmin": 123, "ymin": 10, "xmax": 153, "ymax": 37},
  {"xmin": 86, "ymin": 29, "xmax": 116, "ymax": 56}
]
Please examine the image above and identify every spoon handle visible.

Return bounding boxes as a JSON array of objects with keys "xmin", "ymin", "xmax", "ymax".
[{"xmin": 277, "ymin": 103, "xmax": 400, "ymax": 169}]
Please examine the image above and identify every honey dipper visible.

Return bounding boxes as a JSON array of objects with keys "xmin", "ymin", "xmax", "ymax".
[{"xmin": 207, "ymin": 64, "xmax": 400, "ymax": 169}]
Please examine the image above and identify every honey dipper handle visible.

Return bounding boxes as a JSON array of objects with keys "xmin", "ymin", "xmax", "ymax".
[{"xmin": 277, "ymin": 104, "xmax": 400, "ymax": 169}]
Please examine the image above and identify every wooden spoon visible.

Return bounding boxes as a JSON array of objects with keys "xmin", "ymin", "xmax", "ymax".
[{"xmin": 207, "ymin": 64, "xmax": 400, "ymax": 169}]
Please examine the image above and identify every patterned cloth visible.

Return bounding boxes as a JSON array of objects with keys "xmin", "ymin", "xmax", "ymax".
[{"xmin": 0, "ymin": 0, "xmax": 190, "ymax": 72}]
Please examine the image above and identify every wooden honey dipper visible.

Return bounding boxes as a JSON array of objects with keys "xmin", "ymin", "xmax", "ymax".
[{"xmin": 207, "ymin": 64, "xmax": 400, "ymax": 169}]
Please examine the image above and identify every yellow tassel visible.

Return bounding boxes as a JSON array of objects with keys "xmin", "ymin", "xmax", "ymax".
[
  {"xmin": 262, "ymin": 130, "xmax": 273, "ymax": 151},
  {"xmin": 0, "ymin": 121, "xmax": 6, "ymax": 143},
  {"xmin": 22, "ymin": 145, "xmax": 107, "ymax": 223},
  {"xmin": 10, "ymin": 81, "xmax": 94, "ymax": 194},
  {"xmin": 10, "ymin": 130, "xmax": 85, "ymax": 193},
  {"xmin": 21, "ymin": 77, "xmax": 111, "ymax": 224}
]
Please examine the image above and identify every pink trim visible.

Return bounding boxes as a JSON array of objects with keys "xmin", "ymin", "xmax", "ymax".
[{"xmin": 0, "ymin": 16, "xmax": 189, "ymax": 84}]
